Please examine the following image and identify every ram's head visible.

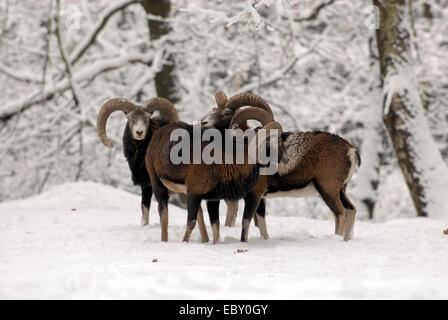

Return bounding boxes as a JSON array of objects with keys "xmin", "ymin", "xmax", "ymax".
[
  {"xmin": 201, "ymin": 92, "xmax": 273, "ymax": 130},
  {"xmin": 96, "ymin": 97, "xmax": 178, "ymax": 147}
]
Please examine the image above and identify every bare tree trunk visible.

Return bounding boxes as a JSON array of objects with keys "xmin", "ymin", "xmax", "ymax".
[
  {"xmin": 141, "ymin": 0, "xmax": 178, "ymax": 103},
  {"xmin": 355, "ymin": 108, "xmax": 383, "ymax": 219},
  {"xmin": 353, "ymin": 36, "xmax": 384, "ymax": 220},
  {"xmin": 423, "ymin": 2, "xmax": 433, "ymax": 21},
  {"xmin": 374, "ymin": 0, "xmax": 448, "ymax": 218},
  {"xmin": 141, "ymin": 0, "xmax": 186, "ymax": 208},
  {"xmin": 55, "ymin": 0, "xmax": 84, "ymax": 181}
]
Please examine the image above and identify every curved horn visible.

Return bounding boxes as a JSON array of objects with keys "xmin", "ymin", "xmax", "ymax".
[
  {"xmin": 142, "ymin": 97, "xmax": 179, "ymax": 123},
  {"xmin": 262, "ymin": 121, "xmax": 283, "ymax": 138},
  {"xmin": 224, "ymin": 93, "xmax": 273, "ymax": 115},
  {"xmin": 229, "ymin": 107, "xmax": 274, "ymax": 129},
  {"xmin": 262, "ymin": 121, "xmax": 283, "ymax": 151},
  {"xmin": 215, "ymin": 91, "xmax": 228, "ymax": 110},
  {"xmin": 249, "ymin": 120, "xmax": 284, "ymax": 165},
  {"xmin": 96, "ymin": 98, "xmax": 137, "ymax": 148},
  {"xmin": 230, "ymin": 108, "xmax": 283, "ymax": 165}
]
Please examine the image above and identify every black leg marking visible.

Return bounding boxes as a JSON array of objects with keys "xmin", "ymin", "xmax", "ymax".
[
  {"xmin": 206, "ymin": 200, "xmax": 220, "ymax": 226},
  {"xmin": 183, "ymin": 194, "xmax": 202, "ymax": 242},
  {"xmin": 255, "ymin": 198, "xmax": 268, "ymax": 239},
  {"xmin": 314, "ymin": 181, "xmax": 346, "ymax": 236},
  {"xmin": 256, "ymin": 198, "xmax": 266, "ymax": 217},
  {"xmin": 140, "ymin": 185, "xmax": 152, "ymax": 226},
  {"xmin": 340, "ymin": 189, "xmax": 355, "ymax": 210},
  {"xmin": 141, "ymin": 185, "xmax": 152, "ymax": 208},
  {"xmin": 152, "ymin": 176, "xmax": 169, "ymax": 242},
  {"xmin": 241, "ymin": 192, "xmax": 262, "ymax": 242},
  {"xmin": 206, "ymin": 200, "xmax": 220, "ymax": 244},
  {"xmin": 253, "ymin": 198, "xmax": 266, "ymax": 228}
]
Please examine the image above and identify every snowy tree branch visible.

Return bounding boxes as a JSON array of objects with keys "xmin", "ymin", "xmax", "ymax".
[
  {"xmin": 55, "ymin": 0, "xmax": 79, "ymax": 105},
  {"xmin": 239, "ymin": 37, "xmax": 321, "ymax": 93},
  {"xmin": 294, "ymin": 0, "xmax": 338, "ymax": 22},
  {"xmin": 0, "ymin": 64, "xmax": 43, "ymax": 84},
  {"xmin": 70, "ymin": 0, "xmax": 142, "ymax": 65},
  {"xmin": 0, "ymin": 52, "xmax": 154, "ymax": 121}
]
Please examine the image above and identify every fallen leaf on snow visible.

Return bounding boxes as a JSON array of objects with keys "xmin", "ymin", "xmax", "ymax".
[
  {"xmin": 152, "ymin": 258, "xmax": 158, "ymax": 263},
  {"xmin": 234, "ymin": 249, "xmax": 248, "ymax": 254}
]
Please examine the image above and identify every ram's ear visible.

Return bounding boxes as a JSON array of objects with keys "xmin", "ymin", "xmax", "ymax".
[{"xmin": 125, "ymin": 111, "xmax": 132, "ymax": 118}]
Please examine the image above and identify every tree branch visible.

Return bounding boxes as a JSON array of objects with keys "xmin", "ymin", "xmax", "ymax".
[
  {"xmin": 0, "ymin": 63, "xmax": 43, "ymax": 83},
  {"xmin": 55, "ymin": 0, "xmax": 79, "ymax": 105},
  {"xmin": 269, "ymin": 101, "xmax": 300, "ymax": 130},
  {"xmin": 0, "ymin": 52, "xmax": 153, "ymax": 121},
  {"xmin": 239, "ymin": 37, "xmax": 322, "ymax": 93},
  {"xmin": 294, "ymin": 0, "xmax": 337, "ymax": 22},
  {"xmin": 0, "ymin": 0, "xmax": 9, "ymax": 47},
  {"xmin": 41, "ymin": 1, "xmax": 54, "ymax": 91},
  {"xmin": 70, "ymin": 0, "xmax": 141, "ymax": 65}
]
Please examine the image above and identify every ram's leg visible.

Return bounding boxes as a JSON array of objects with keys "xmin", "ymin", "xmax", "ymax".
[
  {"xmin": 152, "ymin": 177, "xmax": 169, "ymax": 242},
  {"xmin": 197, "ymin": 206, "xmax": 210, "ymax": 243},
  {"xmin": 336, "ymin": 213, "xmax": 346, "ymax": 236},
  {"xmin": 315, "ymin": 182, "xmax": 347, "ymax": 238},
  {"xmin": 183, "ymin": 194, "xmax": 201, "ymax": 243},
  {"xmin": 253, "ymin": 199, "xmax": 264, "ymax": 227},
  {"xmin": 255, "ymin": 198, "xmax": 269, "ymax": 239},
  {"xmin": 254, "ymin": 198, "xmax": 266, "ymax": 228},
  {"xmin": 224, "ymin": 201, "xmax": 238, "ymax": 227},
  {"xmin": 241, "ymin": 192, "xmax": 262, "ymax": 242},
  {"xmin": 253, "ymin": 213, "xmax": 258, "ymax": 227},
  {"xmin": 340, "ymin": 189, "xmax": 357, "ymax": 241},
  {"xmin": 206, "ymin": 200, "xmax": 220, "ymax": 244},
  {"xmin": 140, "ymin": 185, "xmax": 152, "ymax": 226}
]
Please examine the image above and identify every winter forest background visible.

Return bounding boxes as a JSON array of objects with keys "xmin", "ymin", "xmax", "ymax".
[{"xmin": 1, "ymin": 0, "xmax": 448, "ymax": 222}]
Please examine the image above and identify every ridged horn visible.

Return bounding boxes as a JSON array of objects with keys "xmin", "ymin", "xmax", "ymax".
[
  {"xmin": 141, "ymin": 97, "xmax": 178, "ymax": 123},
  {"xmin": 215, "ymin": 91, "xmax": 228, "ymax": 110},
  {"xmin": 262, "ymin": 121, "xmax": 283, "ymax": 138},
  {"xmin": 229, "ymin": 107, "xmax": 274, "ymax": 129},
  {"xmin": 249, "ymin": 120, "xmax": 284, "ymax": 164},
  {"xmin": 224, "ymin": 93, "xmax": 273, "ymax": 115},
  {"xmin": 230, "ymin": 108, "xmax": 283, "ymax": 164},
  {"xmin": 96, "ymin": 98, "xmax": 137, "ymax": 148}
]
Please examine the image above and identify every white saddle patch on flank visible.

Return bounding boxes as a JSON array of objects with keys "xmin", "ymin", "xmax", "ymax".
[
  {"xmin": 266, "ymin": 182, "xmax": 319, "ymax": 199},
  {"xmin": 277, "ymin": 133, "xmax": 311, "ymax": 176},
  {"xmin": 344, "ymin": 148, "xmax": 357, "ymax": 185}
]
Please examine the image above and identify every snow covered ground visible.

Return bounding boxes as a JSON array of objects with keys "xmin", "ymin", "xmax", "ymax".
[{"xmin": 0, "ymin": 181, "xmax": 447, "ymax": 299}]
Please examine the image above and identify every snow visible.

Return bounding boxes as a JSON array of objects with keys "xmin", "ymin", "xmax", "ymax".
[{"xmin": 1, "ymin": 181, "xmax": 447, "ymax": 299}]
